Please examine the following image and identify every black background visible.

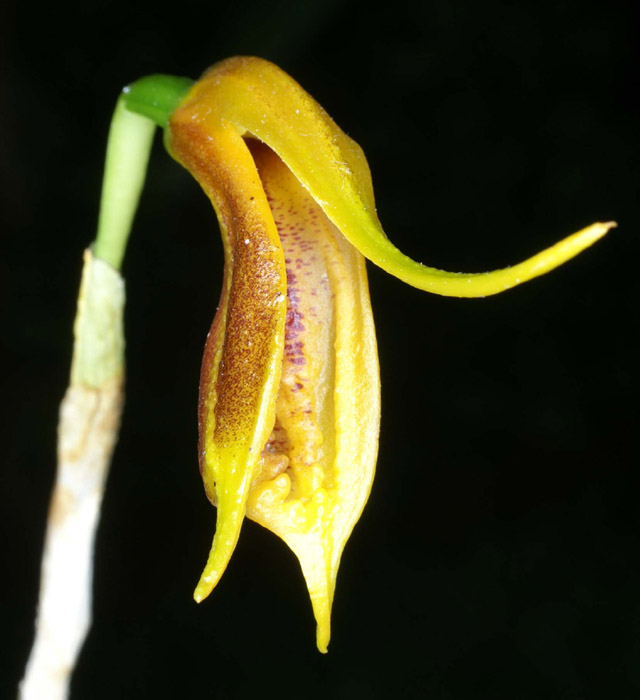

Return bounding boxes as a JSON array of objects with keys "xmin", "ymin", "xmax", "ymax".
[{"xmin": 2, "ymin": 1, "xmax": 639, "ymax": 698}]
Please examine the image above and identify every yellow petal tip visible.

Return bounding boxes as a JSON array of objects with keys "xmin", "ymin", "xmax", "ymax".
[
  {"xmin": 193, "ymin": 585, "xmax": 208, "ymax": 604},
  {"xmin": 411, "ymin": 219, "xmax": 616, "ymax": 298},
  {"xmin": 192, "ymin": 505, "xmax": 248, "ymax": 605},
  {"xmin": 568, "ymin": 220, "xmax": 616, "ymax": 248},
  {"xmin": 316, "ymin": 633, "xmax": 329, "ymax": 655},
  {"xmin": 286, "ymin": 537, "xmax": 336, "ymax": 654},
  {"xmin": 313, "ymin": 601, "xmax": 331, "ymax": 653},
  {"xmin": 193, "ymin": 571, "xmax": 218, "ymax": 603}
]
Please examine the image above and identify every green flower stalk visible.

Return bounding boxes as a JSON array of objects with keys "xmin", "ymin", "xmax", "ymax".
[{"xmin": 21, "ymin": 56, "xmax": 613, "ymax": 696}]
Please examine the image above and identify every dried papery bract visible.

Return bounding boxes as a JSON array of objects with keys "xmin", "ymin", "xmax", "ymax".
[{"xmin": 20, "ymin": 253, "xmax": 125, "ymax": 700}]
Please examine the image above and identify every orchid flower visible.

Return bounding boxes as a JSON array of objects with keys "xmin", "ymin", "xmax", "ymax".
[{"xmin": 115, "ymin": 57, "xmax": 614, "ymax": 653}]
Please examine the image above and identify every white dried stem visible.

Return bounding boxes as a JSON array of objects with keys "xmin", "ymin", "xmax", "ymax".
[{"xmin": 20, "ymin": 251, "xmax": 125, "ymax": 700}]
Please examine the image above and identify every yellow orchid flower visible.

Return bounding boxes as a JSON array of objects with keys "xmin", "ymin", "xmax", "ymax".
[{"xmin": 159, "ymin": 56, "xmax": 613, "ymax": 653}]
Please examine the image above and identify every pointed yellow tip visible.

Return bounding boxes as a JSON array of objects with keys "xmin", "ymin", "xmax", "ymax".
[
  {"xmin": 281, "ymin": 533, "xmax": 336, "ymax": 653},
  {"xmin": 192, "ymin": 503, "xmax": 247, "ymax": 604},
  {"xmin": 568, "ymin": 220, "xmax": 616, "ymax": 248},
  {"xmin": 598, "ymin": 220, "xmax": 617, "ymax": 232},
  {"xmin": 312, "ymin": 595, "xmax": 331, "ymax": 653},
  {"xmin": 307, "ymin": 582, "xmax": 333, "ymax": 653},
  {"xmin": 518, "ymin": 219, "xmax": 616, "ymax": 283},
  {"xmin": 310, "ymin": 578, "xmax": 332, "ymax": 653},
  {"xmin": 193, "ymin": 564, "xmax": 223, "ymax": 603},
  {"xmin": 316, "ymin": 629, "xmax": 330, "ymax": 655},
  {"xmin": 193, "ymin": 582, "xmax": 210, "ymax": 604},
  {"xmin": 402, "ymin": 219, "xmax": 616, "ymax": 298}
]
